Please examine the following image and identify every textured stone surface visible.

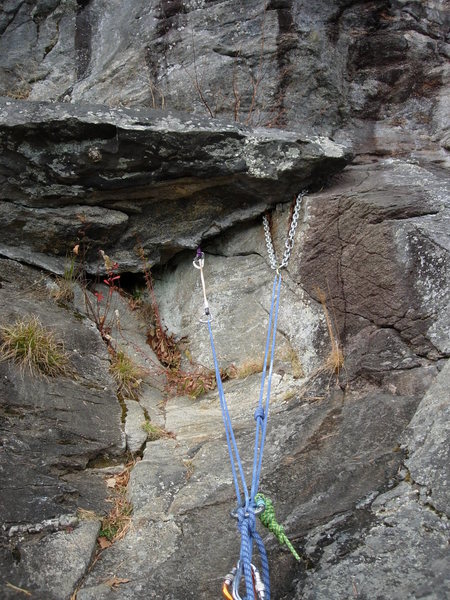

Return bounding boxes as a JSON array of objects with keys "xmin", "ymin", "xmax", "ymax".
[
  {"xmin": 2, "ymin": 520, "xmax": 100, "ymax": 600},
  {"xmin": 76, "ymin": 519, "xmax": 182, "ymax": 600},
  {"xmin": 124, "ymin": 399, "xmax": 147, "ymax": 454},
  {"xmin": 155, "ymin": 157, "xmax": 450, "ymax": 377},
  {"xmin": 1, "ymin": 0, "xmax": 448, "ymax": 156},
  {"xmin": 83, "ymin": 161, "xmax": 447, "ymax": 597},
  {"xmin": 76, "ymin": 377, "xmax": 423, "ymax": 599},
  {"xmin": 288, "ymin": 355, "xmax": 450, "ymax": 600},
  {"xmin": 154, "ymin": 237, "xmax": 321, "ymax": 375},
  {"xmin": 295, "ymin": 483, "xmax": 450, "ymax": 600},
  {"xmin": 404, "ymin": 360, "xmax": 450, "ymax": 516},
  {"xmin": 0, "ymin": 258, "xmax": 124, "ymax": 527},
  {"xmin": 0, "ymin": 1, "xmax": 448, "ymax": 598},
  {"xmin": 295, "ymin": 159, "xmax": 450, "ymax": 361},
  {"xmin": 0, "ymin": 98, "xmax": 349, "ymax": 273}
]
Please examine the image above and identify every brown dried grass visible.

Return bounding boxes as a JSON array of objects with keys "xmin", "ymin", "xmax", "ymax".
[
  {"xmin": 0, "ymin": 315, "xmax": 69, "ymax": 378},
  {"xmin": 98, "ymin": 465, "xmax": 133, "ymax": 546}
]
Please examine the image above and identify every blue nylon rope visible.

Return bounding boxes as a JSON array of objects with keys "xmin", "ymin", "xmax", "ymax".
[
  {"xmin": 238, "ymin": 508, "xmax": 255, "ymax": 598},
  {"xmin": 208, "ymin": 320, "xmax": 248, "ymax": 506},
  {"xmin": 251, "ymin": 273, "xmax": 282, "ymax": 500},
  {"xmin": 206, "ymin": 271, "xmax": 282, "ymax": 600},
  {"xmin": 250, "ymin": 274, "xmax": 279, "ymax": 501}
]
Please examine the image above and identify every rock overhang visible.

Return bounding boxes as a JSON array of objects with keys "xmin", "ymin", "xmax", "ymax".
[{"xmin": 0, "ymin": 99, "xmax": 352, "ymax": 272}]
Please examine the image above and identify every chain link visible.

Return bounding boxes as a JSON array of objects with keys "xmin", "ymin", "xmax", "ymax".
[
  {"xmin": 263, "ymin": 191, "xmax": 306, "ymax": 271},
  {"xmin": 263, "ymin": 214, "xmax": 277, "ymax": 270}
]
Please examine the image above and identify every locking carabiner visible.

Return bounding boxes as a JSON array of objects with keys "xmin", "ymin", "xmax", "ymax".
[
  {"xmin": 227, "ymin": 561, "xmax": 266, "ymax": 600},
  {"xmin": 251, "ymin": 564, "xmax": 266, "ymax": 600},
  {"xmin": 222, "ymin": 565, "xmax": 237, "ymax": 599}
]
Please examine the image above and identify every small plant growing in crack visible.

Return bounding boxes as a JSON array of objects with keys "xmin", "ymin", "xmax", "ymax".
[
  {"xmin": 109, "ymin": 348, "xmax": 145, "ymax": 401},
  {"xmin": 297, "ymin": 287, "xmax": 347, "ymax": 401},
  {"xmin": 98, "ymin": 464, "xmax": 133, "ymax": 548},
  {"xmin": 142, "ymin": 420, "xmax": 175, "ymax": 441},
  {"xmin": 233, "ymin": 358, "xmax": 264, "ymax": 380},
  {"xmin": 183, "ymin": 459, "xmax": 195, "ymax": 481},
  {"xmin": 316, "ymin": 287, "xmax": 345, "ymax": 378},
  {"xmin": 0, "ymin": 315, "xmax": 70, "ymax": 378},
  {"xmin": 51, "ymin": 250, "xmax": 78, "ymax": 304},
  {"xmin": 142, "ymin": 420, "xmax": 163, "ymax": 441},
  {"xmin": 166, "ymin": 367, "xmax": 218, "ymax": 399},
  {"xmin": 82, "ymin": 250, "xmax": 122, "ymax": 343}
]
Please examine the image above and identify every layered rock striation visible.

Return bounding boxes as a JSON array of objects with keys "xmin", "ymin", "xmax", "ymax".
[{"xmin": 0, "ymin": 99, "xmax": 350, "ymax": 272}]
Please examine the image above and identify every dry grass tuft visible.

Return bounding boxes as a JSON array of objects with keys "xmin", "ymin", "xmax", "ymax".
[
  {"xmin": 6, "ymin": 87, "xmax": 31, "ymax": 100},
  {"xmin": 295, "ymin": 287, "xmax": 347, "ymax": 402},
  {"xmin": 281, "ymin": 347, "xmax": 304, "ymax": 379},
  {"xmin": 183, "ymin": 459, "xmax": 195, "ymax": 481},
  {"xmin": 51, "ymin": 278, "xmax": 75, "ymax": 304},
  {"xmin": 0, "ymin": 315, "xmax": 69, "ymax": 378},
  {"xmin": 109, "ymin": 349, "xmax": 145, "ymax": 400},
  {"xmin": 51, "ymin": 255, "xmax": 78, "ymax": 304},
  {"xmin": 98, "ymin": 466, "xmax": 133, "ymax": 547},
  {"xmin": 325, "ymin": 344, "xmax": 345, "ymax": 374},
  {"xmin": 316, "ymin": 287, "xmax": 344, "ymax": 376},
  {"xmin": 233, "ymin": 358, "xmax": 264, "ymax": 379},
  {"xmin": 142, "ymin": 420, "xmax": 173, "ymax": 441},
  {"xmin": 77, "ymin": 508, "xmax": 99, "ymax": 521}
]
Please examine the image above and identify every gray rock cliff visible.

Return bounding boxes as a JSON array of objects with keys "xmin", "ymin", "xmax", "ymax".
[{"xmin": 0, "ymin": 1, "xmax": 448, "ymax": 599}]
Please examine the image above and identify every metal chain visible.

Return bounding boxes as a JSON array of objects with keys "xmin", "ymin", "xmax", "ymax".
[
  {"xmin": 263, "ymin": 216, "xmax": 277, "ymax": 270},
  {"xmin": 263, "ymin": 190, "xmax": 306, "ymax": 271}
]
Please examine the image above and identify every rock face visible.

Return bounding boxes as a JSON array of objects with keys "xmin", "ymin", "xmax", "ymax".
[
  {"xmin": 297, "ymin": 159, "xmax": 450, "ymax": 360},
  {"xmin": 2, "ymin": 521, "xmax": 100, "ymax": 600},
  {"xmin": 0, "ymin": 98, "xmax": 349, "ymax": 273},
  {"xmin": 404, "ymin": 360, "xmax": 450, "ymax": 517},
  {"xmin": 0, "ymin": 258, "xmax": 124, "ymax": 599},
  {"xmin": 0, "ymin": 259, "xmax": 124, "ymax": 527},
  {"xmin": 296, "ymin": 363, "xmax": 450, "ymax": 600},
  {"xmin": 1, "ymin": 0, "xmax": 448, "ymax": 151},
  {"xmin": 0, "ymin": 1, "xmax": 449, "ymax": 599}
]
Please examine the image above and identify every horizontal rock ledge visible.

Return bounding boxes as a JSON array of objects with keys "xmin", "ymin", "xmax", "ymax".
[{"xmin": 0, "ymin": 99, "xmax": 351, "ymax": 273}]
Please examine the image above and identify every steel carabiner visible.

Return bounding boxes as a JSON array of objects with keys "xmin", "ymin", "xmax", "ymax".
[
  {"xmin": 193, "ymin": 248, "xmax": 213, "ymax": 322},
  {"xmin": 222, "ymin": 565, "xmax": 237, "ymax": 600},
  {"xmin": 229, "ymin": 561, "xmax": 266, "ymax": 600},
  {"xmin": 192, "ymin": 248, "xmax": 205, "ymax": 270}
]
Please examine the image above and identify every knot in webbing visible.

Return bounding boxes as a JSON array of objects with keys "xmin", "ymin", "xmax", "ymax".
[
  {"xmin": 254, "ymin": 407, "xmax": 265, "ymax": 422},
  {"xmin": 254, "ymin": 493, "xmax": 301, "ymax": 562}
]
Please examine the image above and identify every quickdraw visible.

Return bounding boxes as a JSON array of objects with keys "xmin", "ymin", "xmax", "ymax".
[
  {"xmin": 194, "ymin": 192, "xmax": 306, "ymax": 600},
  {"xmin": 223, "ymin": 562, "xmax": 266, "ymax": 600}
]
